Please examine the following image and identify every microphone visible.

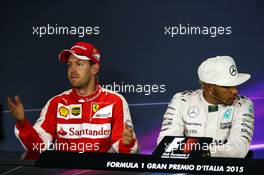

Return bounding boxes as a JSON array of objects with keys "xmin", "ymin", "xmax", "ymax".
[{"xmin": 209, "ymin": 91, "xmax": 227, "ymax": 103}]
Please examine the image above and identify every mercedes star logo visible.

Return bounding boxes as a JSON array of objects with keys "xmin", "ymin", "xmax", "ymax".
[
  {"xmin": 229, "ymin": 65, "xmax": 237, "ymax": 76},
  {"xmin": 187, "ymin": 106, "xmax": 200, "ymax": 118}
]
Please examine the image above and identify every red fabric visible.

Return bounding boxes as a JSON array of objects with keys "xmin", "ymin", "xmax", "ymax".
[
  {"xmin": 15, "ymin": 85, "xmax": 137, "ymax": 153},
  {"xmin": 59, "ymin": 41, "xmax": 100, "ymax": 64}
]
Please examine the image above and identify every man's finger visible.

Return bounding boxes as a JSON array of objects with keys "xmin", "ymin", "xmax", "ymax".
[
  {"xmin": 7, "ymin": 96, "xmax": 15, "ymax": 108},
  {"xmin": 123, "ymin": 128, "xmax": 134, "ymax": 138},
  {"xmin": 124, "ymin": 122, "xmax": 129, "ymax": 128},
  {"xmin": 15, "ymin": 95, "xmax": 21, "ymax": 105},
  {"xmin": 122, "ymin": 136, "xmax": 133, "ymax": 145},
  {"xmin": 7, "ymin": 96, "xmax": 13, "ymax": 104},
  {"xmin": 124, "ymin": 121, "xmax": 134, "ymax": 130},
  {"xmin": 123, "ymin": 136, "xmax": 132, "ymax": 142},
  {"xmin": 125, "ymin": 125, "xmax": 134, "ymax": 133},
  {"xmin": 128, "ymin": 127, "xmax": 133, "ymax": 132},
  {"xmin": 123, "ymin": 128, "xmax": 131, "ymax": 135},
  {"xmin": 123, "ymin": 135, "xmax": 132, "ymax": 140}
]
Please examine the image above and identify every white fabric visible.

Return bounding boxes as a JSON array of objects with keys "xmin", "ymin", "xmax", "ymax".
[
  {"xmin": 157, "ymin": 89, "xmax": 254, "ymax": 158},
  {"xmin": 198, "ymin": 56, "xmax": 250, "ymax": 86}
]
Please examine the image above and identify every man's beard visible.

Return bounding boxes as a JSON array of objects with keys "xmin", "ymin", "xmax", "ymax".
[
  {"xmin": 223, "ymin": 97, "xmax": 237, "ymax": 106},
  {"xmin": 211, "ymin": 91, "xmax": 236, "ymax": 106},
  {"xmin": 70, "ymin": 78, "xmax": 90, "ymax": 89}
]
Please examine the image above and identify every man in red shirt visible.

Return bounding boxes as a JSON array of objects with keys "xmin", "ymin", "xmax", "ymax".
[{"xmin": 7, "ymin": 41, "xmax": 139, "ymax": 153}]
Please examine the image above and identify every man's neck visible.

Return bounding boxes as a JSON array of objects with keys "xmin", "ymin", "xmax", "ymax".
[{"xmin": 75, "ymin": 81, "xmax": 97, "ymax": 97}]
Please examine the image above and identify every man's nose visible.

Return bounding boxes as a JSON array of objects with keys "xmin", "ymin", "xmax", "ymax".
[{"xmin": 68, "ymin": 64, "xmax": 77, "ymax": 72}]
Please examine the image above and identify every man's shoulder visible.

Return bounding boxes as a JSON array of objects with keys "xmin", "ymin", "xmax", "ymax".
[
  {"xmin": 232, "ymin": 96, "xmax": 254, "ymax": 117},
  {"xmin": 101, "ymin": 88, "xmax": 127, "ymax": 103},
  {"xmin": 172, "ymin": 89, "xmax": 201, "ymax": 102},
  {"xmin": 234, "ymin": 95, "xmax": 253, "ymax": 107},
  {"xmin": 49, "ymin": 89, "xmax": 73, "ymax": 102}
]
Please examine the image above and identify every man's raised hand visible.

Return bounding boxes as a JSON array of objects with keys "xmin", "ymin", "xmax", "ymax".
[{"xmin": 7, "ymin": 95, "xmax": 25, "ymax": 123}]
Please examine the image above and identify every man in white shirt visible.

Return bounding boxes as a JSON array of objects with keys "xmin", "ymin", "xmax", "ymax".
[{"xmin": 157, "ymin": 56, "xmax": 254, "ymax": 158}]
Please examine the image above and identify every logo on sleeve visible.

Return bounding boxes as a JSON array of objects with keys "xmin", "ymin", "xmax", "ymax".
[{"xmin": 248, "ymin": 105, "xmax": 253, "ymax": 113}]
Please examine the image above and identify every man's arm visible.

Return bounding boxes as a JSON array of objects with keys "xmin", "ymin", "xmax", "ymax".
[
  {"xmin": 8, "ymin": 96, "xmax": 56, "ymax": 152},
  {"xmin": 110, "ymin": 96, "xmax": 138, "ymax": 153},
  {"xmin": 210, "ymin": 98, "xmax": 254, "ymax": 158},
  {"xmin": 157, "ymin": 93, "xmax": 185, "ymax": 145}
]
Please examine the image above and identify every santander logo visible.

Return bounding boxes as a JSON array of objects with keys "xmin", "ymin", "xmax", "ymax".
[
  {"xmin": 57, "ymin": 127, "xmax": 67, "ymax": 136},
  {"xmin": 57, "ymin": 123, "xmax": 111, "ymax": 139}
]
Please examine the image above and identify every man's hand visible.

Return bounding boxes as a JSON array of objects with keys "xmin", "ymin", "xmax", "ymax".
[
  {"xmin": 7, "ymin": 95, "xmax": 25, "ymax": 123},
  {"xmin": 122, "ymin": 122, "xmax": 135, "ymax": 146}
]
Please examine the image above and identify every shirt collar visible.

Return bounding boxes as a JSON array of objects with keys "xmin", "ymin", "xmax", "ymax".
[
  {"xmin": 71, "ymin": 85, "xmax": 102, "ymax": 103},
  {"xmin": 199, "ymin": 89, "xmax": 219, "ymax": 112}
]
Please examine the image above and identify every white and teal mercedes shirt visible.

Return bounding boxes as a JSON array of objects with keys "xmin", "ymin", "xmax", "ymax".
[{"xmin": 157, "ymin": 89, "xmax": 254, "ymax": 158}]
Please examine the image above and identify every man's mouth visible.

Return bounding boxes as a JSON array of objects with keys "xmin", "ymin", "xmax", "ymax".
[
  {"xmin": 230, "ymin": 96, "xmax": 237, "ymax": 101},
  {"xmin": 70, "ymin": 74, "xmax": 80, "ymax": 79}
]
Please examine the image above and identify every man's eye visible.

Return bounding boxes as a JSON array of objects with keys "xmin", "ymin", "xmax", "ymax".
[
  {"xmin": 224, "ymin": 86, "xmax": 234, "ymax": 89},
  {"xmin": 220, "ymin": 86, "xmax": 229, "ymax": 89},
  {"xmin": 67, "ymin": 63, "xmax": 71, "ymax": 67},
  {"xmin": 77, "ymin": 62, "xmax": 82, "ymax": 66}
]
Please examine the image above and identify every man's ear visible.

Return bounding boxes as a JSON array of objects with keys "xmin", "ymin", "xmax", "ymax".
[
  {"xmin": 91, "ymin": 63, "xmax": 100, "ymax": 75},
  {"xmin": 200, "ymin": 81, "xmax": 205, "ymax": 88},
  {"xmin": 207, "ymin": 84, "xmax": 215, "ymax": 93},
  {"xmin": 203, "ymin": 83, "xmax": 213, "ymax": 92}
]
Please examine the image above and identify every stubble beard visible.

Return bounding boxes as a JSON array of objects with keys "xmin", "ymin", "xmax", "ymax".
[{"xmin": 70, "ymin": 77, "xmax": 91, "ymax": 90}]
